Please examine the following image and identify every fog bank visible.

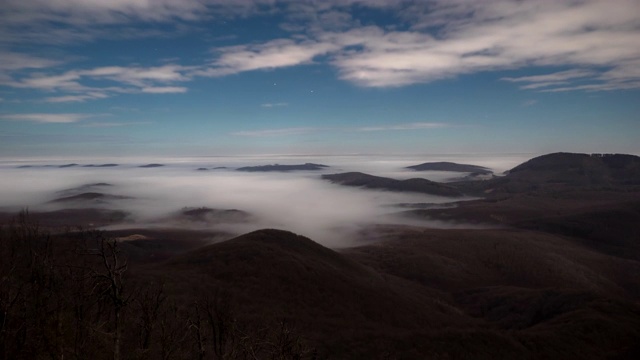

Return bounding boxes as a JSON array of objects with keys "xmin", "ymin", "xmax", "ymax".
[{"xmin": 0, "ymin": 155, "xmax": 513, "ymax": 247}]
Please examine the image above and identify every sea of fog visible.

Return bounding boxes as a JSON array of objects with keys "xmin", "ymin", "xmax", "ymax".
[{"xmin": 0, "ymin": 154, "xmax": 530, "ymax": 247}]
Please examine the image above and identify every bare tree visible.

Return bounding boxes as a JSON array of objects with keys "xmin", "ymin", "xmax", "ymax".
[
  {"xmin": 84, "ymin": 233, "xmax": 130, "ymax": 360},
  {"xmin": 158, "ymin": 300, "xmax": 189, "ymax": 360},
  {"xmin": 133, "ymin": 281, "xmax": 166, "ymax": 360}
]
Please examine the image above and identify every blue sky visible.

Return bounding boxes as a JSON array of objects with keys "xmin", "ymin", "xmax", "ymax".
[{"xmin": 1, "ymin": 0, "xmax": 639, "ymax": 157}]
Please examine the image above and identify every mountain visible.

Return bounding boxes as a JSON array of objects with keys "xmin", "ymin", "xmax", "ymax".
[
  {"xmin": 177, "ymin": 207, "xmax": 252, "ymax": 224},
  {"xmin": 56, "ymin": 182, "xmax": 113, "ymax": 196},
  {"xmin": 50, "ymin": 192, "xmax": 132, "ymax": 204},
  {"xmin": 508, "ymin": 152, "xmax": 640, "ymax": 185},
  {"xmin": 451, "ymin": 152, "xmax": 640, "ymax": 195},
  {"xmin": 161, "ymin": 229, "xmax": 466, "ymax": 357},
  {"xmin": 82, "ymin": 163, "xmax": 119, "ymax": 167},
  {"xmin": 406, "ymin": 161, "xmax": 492, "ymax": 174},
  {"xmin": 236, "ymin": 163, "xmax": 329, "ymax": 172},
  {"xmin": 322, "ymin": 172, "xmax": 463, "ymax": 197},
  {"xmin": 345, "ymin": 225, "xmax": 640, "ymax": 359}
]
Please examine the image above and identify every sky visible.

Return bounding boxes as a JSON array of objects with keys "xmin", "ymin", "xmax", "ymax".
[{"xmin": 1, "ymin": 0, "xmax": 639, "ymax": 158}]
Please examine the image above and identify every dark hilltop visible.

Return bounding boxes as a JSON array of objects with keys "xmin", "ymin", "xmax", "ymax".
[
  {"xmin": 322, "ymin": 172, "xmax": 463, "ymax": 197},
  {"xmin": 406, "ymin": 161, "xmax": 492, "ymax": 174},
  {"xmin": 237, "ymin": 163, "xmax": 329, "ymax": 172}
]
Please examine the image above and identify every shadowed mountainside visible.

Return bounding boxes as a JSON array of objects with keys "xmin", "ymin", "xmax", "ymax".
[
  {"xmin": 322, "ymin": 172, "xmax": 463, "ymax": 197},
  {"xmin": 157, "ymin": 229, "xmax": 470, "ymax": 357},
  {"xmin": 452, "ymin": 152, "xmax": 640, "ymax": 195}
]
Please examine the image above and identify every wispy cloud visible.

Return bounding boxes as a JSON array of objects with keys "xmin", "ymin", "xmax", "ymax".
[
  {"xmin": 2, "ymin": 64, "xmax": 192, "ymax": 102},
  {"xmin": 522, "ymin": 99, "xmax": 538, "ymax": 107},
  {"xmin": 502, "ymin": 70, "xmax": 596, "ymax": 90},
  {"xmin": 198, "ymin": 39, "xmax": 339, "ymax": 77},
  {"xmin": 0, "ymin": 51, "xmax": 63, "ymax": 71},
  {"xmin": 80, "ymin": 121, "xmax": 153, "ymax": 128},
  {"xmin": 232, "ymin": 127, "xmax": 319, "ymax": 137},
  {"xmin": 141, "ymin": 86, "xmax": 188, "ymax": 93},
  {"xmin": 0, "ymin": 113, "xmax": 101, "ymax": 123},
  {"xmin": 232, "ymin": 122, "xmax": 452, "ymax": 137},
  {"xmin": 44, "ymin": 93, "xmax": 109, "ymax": 103},
  {"xmin": 357, "ymin": 122, "xmax": 450, "ymax": 131},
  {"xmin": 261, "ymin": 102, "xmax": 289, "ymax": 108}
]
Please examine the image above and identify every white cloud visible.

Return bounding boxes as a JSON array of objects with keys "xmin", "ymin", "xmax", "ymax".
[
  {"xmin": 2, "ymin": 64, "xmax": 192, "ymax": 102},
  {"xmin": 141, "ymin": 86, "xmax": 188, "ymax": 93},
  {"xmin": 323, "ymin": 0, "xmax": 640, "ymax": 89},
  {"xmin": 199, "ymin": 39, "xmax": 339, "ymax": 77},
  {"xmin": 2, "ymin": 0, "xmax": 640, "ymax": 93},
  {"xmin": 1, "ymin": 0, "xmax": 208, "ymax": 25},
  {"xmin": 0, "ymin": 52, "xmax": 62, "ymax": 71},
  {"xmin": 44, "ymin": 92, "xmax": 109, "ymax": 103},
  {"xmin": 189, "ymin": 1, "xmax": 640, "ymax": 91},
  {"xmin": 81, "ymin": 65, "xmax": 191, "ymax": 86},
  {"xmin": 0, "ymin": 113, "xmax": 99, "ymax": 123}
]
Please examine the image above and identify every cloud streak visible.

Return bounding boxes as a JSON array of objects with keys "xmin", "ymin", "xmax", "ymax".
[
  {"xmin": 2, "ymin": 64, "xmax": 192, "ymax": 102},
  {"xmin": 232, "ymin": 122, "xmax": 452, "ymax": 137},
  {"xmin": 357, "ymin": 122, "xmax": 450, "ymax": 132},
  {"xmin": 198, "ymin": 39, "xmax": 339, "ymax": 77},
  {"xmin": 261, "ymin": 102, "xmax": 289, "ymax": 108},
  {"xmin": 232, "ymin": 127, "xmax": 319, "ymax": 137},
  {"xmin": 0, "ymin": 113, "xmax": 101, "ymax": 124}
]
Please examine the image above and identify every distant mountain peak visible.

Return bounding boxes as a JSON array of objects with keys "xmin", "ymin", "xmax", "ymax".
[
  {"xmin": 322, "ymin": 172, "xmax": 463, "ymax": 197},
  {"xmin": 406, "ymin": 161, "xmax": 492, "ymax": 174},
  {"xmin": 237, "ymin": 163, "xmax": 329, "ymax": 172}
]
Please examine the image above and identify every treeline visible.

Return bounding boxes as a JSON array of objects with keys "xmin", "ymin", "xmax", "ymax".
[{"xmin": 0, "ymin": 212, "xmax": 315, "ymax": 360}]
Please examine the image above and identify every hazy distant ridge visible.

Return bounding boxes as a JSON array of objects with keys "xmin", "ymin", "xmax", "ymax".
[
  {"xmin": 406, "ymin": 161, "xmax": 492, "ymax": 174},
  {"xmin": 237, "ymin": 163, "xmax": 329, "ymax": 172},
  {"xmin": 323, "ymin": 172, "xmax": 463, "ymax": 197}
]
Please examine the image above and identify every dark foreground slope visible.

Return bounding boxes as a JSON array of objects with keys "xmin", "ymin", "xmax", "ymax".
[
  {"xmin": 346, "ymin": 226, "xmax": 640, "ymax": 359},
  {"xmin": 4, "ymin": 220, "xmax": 637, "ymax": 359},
  {"xmin": 156, "ymin": 229, "xmax": 468, "ymax": 358}
]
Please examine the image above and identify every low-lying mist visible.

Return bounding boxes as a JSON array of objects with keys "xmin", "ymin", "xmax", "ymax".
[{"xmin": 0, "ymin": 155, "xmax": 521, "ymax": 247}]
